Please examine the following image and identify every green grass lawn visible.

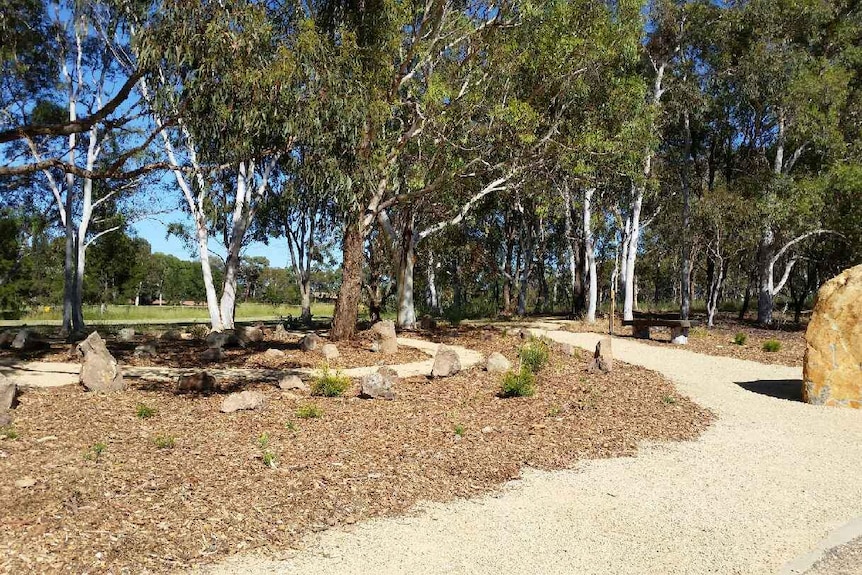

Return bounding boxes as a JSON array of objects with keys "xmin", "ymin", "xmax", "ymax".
[{"xmin": 2, "ymin": 302, "xmax": 336, "ymax": 327}]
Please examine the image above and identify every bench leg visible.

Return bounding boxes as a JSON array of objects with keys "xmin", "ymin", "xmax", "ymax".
[
  {"xmin": 633, "ymin": 325, "xmax": 650, "ymax": 339},
  {"xmin": 671, "ymin": 326, "xmax": 689, "ymax": 345}
]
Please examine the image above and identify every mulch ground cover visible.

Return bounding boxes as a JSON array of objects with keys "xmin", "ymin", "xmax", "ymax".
[{"xmin": 0, "ymin": 328, "xmax": 712, "ymax": 573}]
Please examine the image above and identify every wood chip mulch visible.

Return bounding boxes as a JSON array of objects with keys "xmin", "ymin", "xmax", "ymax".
[{"xmin": 0, "ymin": 331, "xmax": 713, "ymax": 574}]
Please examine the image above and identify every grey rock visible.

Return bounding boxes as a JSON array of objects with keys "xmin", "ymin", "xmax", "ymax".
[
  {"xmin": 160, "ymin": 329, "xmax": 183, "ymax": 341},
  {"xmin": 588, "ymin": 337, "xmax": 613, "ymax": 373},
  {"xmin": 370, "ymin": 320, "xmax": 398, "ymax": 354},
  {"xmin": 431, "ymin": 345, "xmax": 461, "ymax": 378},
  {"xmin": 200, "ymin": 347, "xmax": 224, "ymax": 363},
  {"xmin": 117, "ymin": 328, "xmax": 136, "ymax": 342},
  {"xmin": 485, "ymin": 352, "xmax": 512, "ymax": 373},
  {"xmin": 0, "ymin": 411, "xmax": 13, "ymax": 427},
  {"xmin": 264, "ymin": 348, "xmax": 285, "ymax": 358},
  {"xmin": 0, "ymin": 330, "xmax": 15, "ymax": 349},
  {"xmin": 237, "ymin": 326, "xmax": 264, "ymax": 346},
  {"xmin": 359, "ymin": 368, "xmax": 397, "ymax": 400},
  {"xmin": 12, "ymin": 329, "xmax": 46, "ymax": 351},
  {"xmin": 320, "ymin": 344, "xmax": 340, "ymax": 361},
  {"xmin": 78, "ymin": 332, "xmax": 125, "ymax": 392},
  {"xmin": 0, "ymin": 376, "xmax": 17, "ymax": 411},
  {"xmin": 205, "ymin": 331, "xmax": 240, "ymax": 349},
  {"xmin": 175, "ymin": 372, "xmax": 217, "ymax": 394},
  {"xmin": 278, "ymin": 375, "xmax": 308, "ymax": 392},
  {"xmin": 133, "ymin": 343, "xmax": 157, "ymax": 357},
  {"xmin": 300, "ymin": 333, "xmax": 322, "ymax": 352},
  {"xmin": 221, "ymin": 390, "xmax": 266, "ymax": 413}
]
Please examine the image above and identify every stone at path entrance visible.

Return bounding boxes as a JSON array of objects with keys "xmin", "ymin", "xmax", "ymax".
[
  {"xmin": 117, "ymin": 328, "xmax": 136, "ymax": 342},
  {"xmin": 221, "ymin": 390, "xmax": 266, "ymax": 413},
  {"xmin": 431, "ymin": 345, "xmax": 461, "ymax": 378},
  {"xmin": 300, "ymin": 333, "xmax": 322, "ymax": 352},
  {"xmin": 359, "ymin": 367, "xmax": 398, "ymax": 400},
  {"xmin": 320, "ymin": 344, "xmax": 340, "ymax": 361},
  {"xmin": 279, "ymin": 375, "xmax": 308, "ymax": 392},
  {"xmin": 486, "ymin": 352, "xmax": 512, "ymax": 373},
  {"xmin": 370, "ymin": 320, "xmax": 398, "ymax": 354},
  {"xmin": 11, "ymin": 329, "xmax": 46, "ymax": 351},
  {"xmin": 175, "ymin": 372, "xmax": 217, "ymax": 394},
  {"xmin": 77, "ymin": 332, "xmax": 125, "ymax": 392},
  {"xmin": 671, "ymin": 326, "xmax": 689, "ymax": 345},
  {"xmin": 0, "ymin": 375, "xmax": 17, "ymax": 411},
  {"xmin": 803, "ymin": 264, "xmax": 862, "ymax": 408},
  {"xmin": 588, "ymin": 338, "xmax": 613, "ymax": 373}
]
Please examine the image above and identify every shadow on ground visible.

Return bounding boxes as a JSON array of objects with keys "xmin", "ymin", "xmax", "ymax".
[{"xmin": 736, "ymin": 379, "xmax": 804, "ymax": 402}]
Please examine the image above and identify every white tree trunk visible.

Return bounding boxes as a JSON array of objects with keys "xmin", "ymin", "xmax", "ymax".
[
  {"xmin": 623, "ymin": 184, "xmax": 643, "ymax": 321},
  {"xmin": 427, "ymin": 250, "xmax": 439, "ymax": 313},
  {"xmin": 584, "ymin": 187, "xmax": 597, "ymax": 323}
]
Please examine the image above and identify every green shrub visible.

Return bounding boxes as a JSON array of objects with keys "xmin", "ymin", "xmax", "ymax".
[
  {"xmin": 295, "ymin": 403, "xmax": 323, "ymax": 419},
  {"xmin": 453, "ymin": 424, "xmax": 465, "ymax": 437},
  {"xmin": 733, "ymin": 332, "xmax": 747, "ymax": 346},
  {"xmin": 311, "ymin": 366, "xmax": 351, "ymax": 397},
  {"xmin": 690, "ymin": 326, "xmax": 709, "ymax": 339},
  {"xmin": 285, "ymin": 420, "xmax": 297, "ymax": 432},
  {"xmin": 662, "ymin": 395, "xmax": 676, "ymax": 405},
  {"xmin": 153, "ymin": 435, "xmax": 175, "ymax": 449},
  {"xmin": 85, "ymin": 442, "xmax": 107, "ymax": 461},
  {"xmin": 257, "ymin": 432, "xmax": 270, "ymax": 450},
  {"xmin": 518, "ymin": 337, "xmax": 550, "ymax": 373},
  {"xmin": 500, "ymin": 368, "xmax": 536, "ymax": 398},
  {"xmin": 762, "ymin": 339, "xmax": 781, "ymax": 352},
  {"xmin": 136, "ymin": 403, "xmax": 156, "ymax": 419},
  {"xmin": 0, "ymin": 425, "xmax": 18, "ymax": 440},
  {"xmin": 262, "ymin": 451, "xmax": 277, "ymax": 468},
  {"xmin": 189, "ymin": 324, "xmax": 209, "ymax": 340}
]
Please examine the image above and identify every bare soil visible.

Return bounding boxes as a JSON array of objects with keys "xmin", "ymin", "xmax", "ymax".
[{"xmin": 0, "ymin": 329, "xmax": 711, "ymax": 574}]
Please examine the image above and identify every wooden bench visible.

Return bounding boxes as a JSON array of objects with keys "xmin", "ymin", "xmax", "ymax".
[{"xmin": 621, "ymin": 312, "xmax": 701, "ymax": 344}]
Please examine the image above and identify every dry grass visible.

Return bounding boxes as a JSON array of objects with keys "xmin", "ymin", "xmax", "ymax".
[{"xmin": 0, "ymin": 330, "xmax": 712, "ymax": 573}]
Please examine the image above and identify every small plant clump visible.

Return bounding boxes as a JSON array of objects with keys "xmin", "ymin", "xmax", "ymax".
[
  {"xmin": 453, "ymin": 424, "xmax": 465, "ymax": 437},
  {"xmin": 257, "ymin": 432, "xmax": 270, "ymax": 450},
  {"xmin": 262, "ymin": 451, "xmax": 277, "ymax": 468},
  {"xmin": 189, "ymin": 324, "xmax": 209, "ymax": 340},
  {"xmin": 762, "ymin": 339, "xmax": 782, "ymax": 352},
  {"xmin": 500, "ymin": 368, "xmax": 536, "ymax": 398},
  {"xmin": 153, "ymin": 435, "xmax": 176, "ymax": 449},
  {"xmin": 547, "ymin": 404, "xmax": 562, "ymax": 417},
  {"xmin": 295, "ymin": 403, "xmax": 323, "ymax": 419},
  {"xmin": 311, "ymin": 365, "xmax": 351, "ymax": 397},
  {"xmin": 0, "ymin": 425, "xmax": 19, "ymax": 440},
  {"xmin": 256, "ymin": 432, "xmax": 277, "ymax": 468},
  {"xmin": 518, "ymin": 337, "xmax": 550, "ymax": 374},
  {"xmin": 84, "ymin": 442, "xmax": 107, "ymax": 461},
  {"xmin": 663, "ymin": 395, "xmax": 677, "ymax": 405},
  {"xmin": 285, "ymin": 420, "xmax": 297, "ymax": 432},
  {"xmin": 136, "ymin": 403, "xmax": 156, "ymax": 419},
  {"xmin": 733, "ymin": 332, "xmax": 748, "ymax": 345}
]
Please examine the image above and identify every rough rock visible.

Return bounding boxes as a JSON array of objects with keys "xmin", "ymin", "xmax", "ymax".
[
  {"xmin": 588, "ymin": 337, "xmax": 613, "ymax": 373},
  {"xmin": 300, "ymin": 333, "xmax": 322, "ymax": 352},
  {"xmin": 160, "ymin": 329, "xmax": 183, "ymax": 341},
  {"xmin": 77, "ymin": 332, "xmax": 125, "ymax": 392},
  {"xmin": 0, "ymin": 411, "xmax": 12, "ymax": 427},
  {"xmin": 175, "ymin": 372, "xmax": 217, "ymax": 394},
  {"xmin": 14, "ymin": 477, "xmax": 36, "ymax": 489},
  {"xmin": 221, "ymin": 390, "xmax": 266, "ymax": 413},
  {"xmin": 264, "ymin": 348, "xmax": 285, "ymax": 358},
  {"xmin": 278, "ymin": 375, "xmax": 308, "ymax": 392},
  {"xmin": 0, "ymin": 376, "xmax": 17, "ymax": 411},
  {"xmin": 117, "ymin": 328, "xmax": 136, "ymax": 342},
  {"xmin": 320, "ymin": 344, "xmax": 340, "ymax": 361},
  {"xmin": 200, "ymin": 347, "xmax": 224, "ymax": 363},
  {"xmin": 11, "ymin": 329, "xmax": 46, "ymax": 351},
  {"xmin": 205, "ymin": 331, "xmax": 240, "ymax": 349},
  {"xmin": 419, "ymin": 316, "xmax": 438, "ymax": 330},
  {"xmin": 237, "ymin": 326, "xmax": 264, "ymax": 346},
  {"xmin": 803, "ymin": 264, "xmax": 862, "ymax": 408},
  {"xmin": 485, "ymin": 352, "xmax": 512, "ymax": 373},
  {"xmin": 559, "ymin": 343, "xmax": 578, "ymax": 357},
  {"xmin": 133, "ymin": 343, "xmax": 157, "ymax": 357},
  {"xmin": 273, "ymin": 323, "xmax": 290, "ymax": 341},
  {"xmin": 0, "ymin": 330, "xmax": 16, "ymax": 348},
  {"xmin": 359, "ymin": 367, "xmax": 398, "ymax": 400},
  {"xmin": 370, "ymin": 320, "xmax": 398, "ymax": 354},
  {"xmin": 431, "ymin": 345, "xmax": 461, "ymax": 378}
]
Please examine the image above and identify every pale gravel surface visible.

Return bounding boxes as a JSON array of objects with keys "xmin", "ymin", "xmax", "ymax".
[
  {"xmin": 0, "ymin": 338, "xmax": 479, "ymax": 387},
  {"xmin": 202, "ymin": 327, "xmax": 862, "ymax": 575},
  {"xmin": 805, "ymin": 536, "xmax": 862, "ymax": 574}
]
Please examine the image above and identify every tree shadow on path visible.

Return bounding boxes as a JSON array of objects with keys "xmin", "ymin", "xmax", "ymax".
[{"xmin": 736, "ymin": 379, "xmax": 804, "ymax": 402}]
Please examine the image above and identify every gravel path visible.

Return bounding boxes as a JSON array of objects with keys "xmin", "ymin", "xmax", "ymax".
[{"xmin": 202, "ymin": 329, "xmax": 862, "ymax": 575}]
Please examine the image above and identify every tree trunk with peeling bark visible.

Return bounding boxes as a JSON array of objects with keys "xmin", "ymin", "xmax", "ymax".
[{"xmin": 331, "ymin": 219, "xmax": 364, "ymax": 341}]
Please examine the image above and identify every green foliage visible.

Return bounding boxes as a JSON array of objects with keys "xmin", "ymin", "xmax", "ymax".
[
  {"xmin": 311, "ymin": 366, "xmax": 351, "ymax": 397},
  {"xmin": 262, "ymin": 451, "xmax": 277, "ymax": 468},
  {"xmin": 500, "ymin": 368, "xmax": 536, "ymax": 398},
  {"xmin": 762, "ymin": 340, "xmax": 782, "ymax": 353},
  {"xmin": 734, "ymin": 333, "xmax": 748, "ymax": 346},
  {"xmin": 518, "ymin": 337, "xmax": 550, "ymax": 374},
  {"xmin": 453, "ymin": 424, "xmax": 465, "ymax": 437},
  {"xmin": 153, "ymin": 435, "xmax": 176, "ymax": 449},
  {"xmin": 295, "ymin": 404, "xmax": 323, "ymax": 419},
  {"xmin": 663, "ymin": 395, "xmax": 677, "ymax": 405},
  {"xmin": 84, "ymin": 442, "xmax": 107, "ymax": 461},
  {"xmin": 285, "ymin": 420, "xmax": 297, "ymax": 432},
  {"xmin": 256, "ymin": 432, "xmax": 270, "ymax": 450},
  {"xmin": 0, "ymin": 425, "xmax": 18, "ymax": 440},
  {"xmin": 136, "ymin": 403, "xmax": 156, "ymax": 419},
  {"xmin": 189, "ymin": 324, "xmax": 209, "ymax": 340}
]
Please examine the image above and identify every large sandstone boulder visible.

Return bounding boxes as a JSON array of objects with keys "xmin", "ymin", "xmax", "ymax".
[
  {"xmin": 370, "ymin": 320, "xmax": 398, "ymax": 354},
  {"xmin": 0, "ymin": 375, "xmax": 17, "ymax": 411},
  {"xmin": 803, "ymin": 265, "xmax": 862, "ymax": 408},
  {"xmin": 588, "ymin": 337, "xmax": 613, "ymax": 373},
  {"xmin": 431, "ymin": 345, "xmax": 461, "ymax": 378},
  {"xmin": 77, "ymin": 332, "xmax": 125, "ymax": 392}
]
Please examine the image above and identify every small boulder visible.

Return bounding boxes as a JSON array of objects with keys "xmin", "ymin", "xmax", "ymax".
[
  {"xmin": 221, "ymin": 390, "xmax": 266, "ymax": 413},
  {"xmin": 200, "ymin": 347, "xmax": 224, "ymax": 363},
  {"xmin": 588, "ymin": 338, "xmax": 613, "ymax": 373},
  {"xmin": 485, "ymin": 352, "xmax": 512, "ymax": 373},
  {"xmin": 12, "ymin": 329, "xmax": 46, "ymax": 351},
  {"xmin": 133, "ymin": 343, "xmax": 157, "ymax": 358},
  {"xmin": 431, "ymin": 345, "xmax": 461, "ymax": 378},
  {"xmin": 14, "ymin": 477, "xmax": 36, "ymax": 489},
  {"xmin": 300, "ymin": 333, "xmax": 322, "ymax": 352},
  {"xmin": 419, "ymin": 316, "xmax": 437, "ymax": 331},
  {"xmin": 359, "ymin": 368, "xmax": 398, "ymax": 400},
  {"xmin": 320, "ymin": 344, "xmax": 340, "ymax": 361},
  {"xmin": 264, "ymin": 348, "xmax": 285, "ymax": 358},
  {"xmin": 237, "ymin": 326, "xmax": 264, "ymax": 346},
  {"xmin": 77, "ymin": 332, "xmax": 125, "ymax": 392},
  {"xmin": 273, "ymin": 323, "xmax": 290, "ymax": 341},
  {"xmin": 278, "ymin": 374, "xmax": 308, "ymax": 392},
  {"xmin": 175, "ymin": 372, "xmax": 217, "ymax": 394},
  {"xmin": 559, "ymin": 343, "xmax": 578, "ymax": 357},
  {"xmin": 0, "ymin": 376, "xmax": 17, "ymax": 411},
  {"xmin": 117, "ymin": 328, "xmax": 136, "ymax": 342},
  {"xmin": 0, "ymin": 330, "xmax": 16, "ymax": 349},
  {"xmin": 0, "ymin": 411, "xmax": 13, "ymax": 427},
  {"xmin": 160, "ymin": 329, "xmax": 183, "ymax": 341},
  {"xmin": 205, "ymin": 331, "xmax": 240, "ymax": 349},
  {"xmin": 370, "ymin": 320, "xmax": 398, "ymax": 354}
]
